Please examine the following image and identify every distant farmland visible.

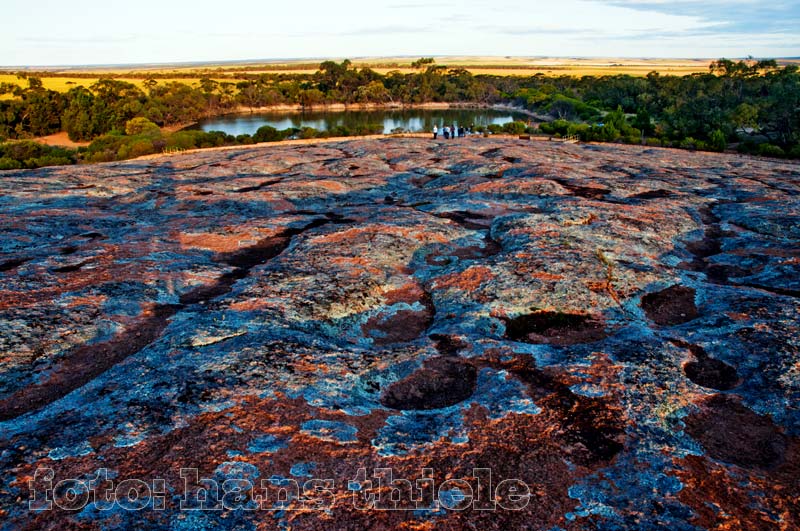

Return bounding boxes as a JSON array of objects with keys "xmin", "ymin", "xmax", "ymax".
[
  {"xmin": 0, "ymin": 74, "xmax": 232, "ymax": 94},
  {"xmin": 0, "ymin": 56, "xmax": 748, "ymax": 93}
]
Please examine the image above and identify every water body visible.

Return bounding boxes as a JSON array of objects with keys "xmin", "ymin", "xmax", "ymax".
[{"xmin": 190, "ymin": 108, "xmax": 531, "ymax": 136}]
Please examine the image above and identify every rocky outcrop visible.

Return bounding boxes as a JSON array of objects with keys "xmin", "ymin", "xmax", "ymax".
[{"xmin": 1, "ymin": 138, "xmax": 799, "ymax": 530}]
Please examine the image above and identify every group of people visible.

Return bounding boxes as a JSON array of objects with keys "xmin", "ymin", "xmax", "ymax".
[{"xmin": 432, "ymin": 124, "xmax": 469, "ymax": 140}]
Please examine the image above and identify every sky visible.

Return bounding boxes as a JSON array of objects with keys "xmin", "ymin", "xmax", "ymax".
[{"xmin": 2, "ymin": 0, "xmax": 799, "ymax": 66}]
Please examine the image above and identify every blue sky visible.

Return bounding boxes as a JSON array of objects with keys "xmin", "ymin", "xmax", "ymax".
[{"xmin": 2, "ymin": 0, "xmax": 798, "ymax": 66}]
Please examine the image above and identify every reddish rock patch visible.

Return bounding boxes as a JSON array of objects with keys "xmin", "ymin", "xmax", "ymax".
[
  {"xmin": 438, "ymin": 210, "xmax": 495, "ymax": 230},
  {"xmin": 553, "ymin": 178, "xmax": 610, "ymax": 199},
  {"xmin": 429, "ymin": 333, "xmax": 469, "ymax": 356},
  {"xmin": 631, "ymin": 188, "xmax": 673, "ymax": 199},
  {"xmin": 433, "ymin": 265, "xmax": 495, "ymax": 292},
  {"xmin": 362, "ymin": 307, "xmax": 434, "ymax": 345},
  {"xmin": 675, "ymin": 442, "xmax": 800, "ymax": 531},
  {"xmin": 640, "ymin": 285, "xmax": 699, "ymax": 325},
  {"xmin": 684, "ymin": 394, "xmax": 787, "ymax": 469},
  {"xmin": 503, "ymin": 311, "xmax": 608, "ymax": 345},
  {"xmin": 361, "ymin": 284, "xmax": 435, "ymax": 346},
  {"xmin": 683, "ymin": 356, "xmax": 740, "ymax": 391},
  {"xmin": 382, "ymin": 283, "xmax": 427, "ymax": 306},
  {"xmin": 380, "ymin": 356, "xmax": 478, "ymax": 410},
  {"xmin": 476, "ymin": 351, "xmax": 626, "ymax": 466},
  {"xmin": 672, "ymin": 340, "xmax": 740, "ymax": 390}
]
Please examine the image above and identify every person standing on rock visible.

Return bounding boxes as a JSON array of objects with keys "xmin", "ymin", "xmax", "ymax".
[
  {"xmin": 444, "ymin": 125, "xmax": 450, "ymax": 139},
  {"xmin": 433, "ymin": 124, "xmax": 438, "ymax": 139}
]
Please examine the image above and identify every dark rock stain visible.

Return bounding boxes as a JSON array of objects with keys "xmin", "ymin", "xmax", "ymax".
[
  {"xmin": 380, "ymin": 356, "xmax": 477, "ymax": 410},
  {"xmin": 684, "ymin": 394, "xmax": 787, "ymax": 469},
  {"xmin": 503, "ymin": 311, "xmax": 608, "ymax": 345},
  {"xmin": 641, "ymin": 285, "xmax": 699, "ymax": 326}
]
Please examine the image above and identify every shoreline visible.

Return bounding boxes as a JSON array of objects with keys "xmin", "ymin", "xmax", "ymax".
[
  {"xmin": 135, "ymin": 133, "xmax": 542, "ymax": 161},
  {"xmin": 29, "ymin": 102, "xmax": 547, "ymax": 147},
  {"xmin": 189, "ymin": 101, "xmax": 546, "ymax": 122}
]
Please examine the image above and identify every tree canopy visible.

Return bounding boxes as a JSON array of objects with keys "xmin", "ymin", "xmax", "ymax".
[{"xmin": 1, "ymin": 57, "xmax": 798, "ymax": 167}]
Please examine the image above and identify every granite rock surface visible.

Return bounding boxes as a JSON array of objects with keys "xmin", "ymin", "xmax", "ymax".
[{"xmin": 0, "ymin": 137, "xmax": 799, "ymax": 530}]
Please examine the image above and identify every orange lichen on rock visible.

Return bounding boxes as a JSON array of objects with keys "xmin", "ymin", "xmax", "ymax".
[{"xmin": 432, "ymin": 265, "xmax": 495, "ymax": 291}]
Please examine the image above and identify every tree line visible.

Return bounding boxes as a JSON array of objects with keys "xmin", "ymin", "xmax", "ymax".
[{"xmin": 0, "ymin": 57, "xmax": 798, "ymax": 169}]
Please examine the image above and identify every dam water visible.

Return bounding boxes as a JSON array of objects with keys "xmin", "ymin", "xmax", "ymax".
[{"xmin": 189, "ymin": 108, "xmax": 531, "ymax": 136}]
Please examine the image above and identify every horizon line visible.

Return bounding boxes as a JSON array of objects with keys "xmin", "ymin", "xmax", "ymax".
[{"xmin": 3, "ymin": 54, "xmax": 798, "ymax": 71}]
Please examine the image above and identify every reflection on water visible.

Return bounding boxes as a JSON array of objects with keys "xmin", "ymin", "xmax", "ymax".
[{"xmin": 190, "ymin": 108, "xmax": 531, "ymax": 136}]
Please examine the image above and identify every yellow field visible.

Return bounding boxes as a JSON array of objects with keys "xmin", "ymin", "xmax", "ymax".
[
  {"xmin": 4, "ymin": 57, "xmax": 798, "ymax": 95},
  {"xmin": 80, "ymin": 56, "xmax": 718, "ymax": 76},
  {"xmin": 0, "ymin": 74, "xmax": 234, "ymax": 94},
  {"xmin": 0, "ymin": 74, "xmax": 100, "ymax": 92},
  {"xmin": 204, "ymin": 64, "xmax": 709, "ymax": 77}
]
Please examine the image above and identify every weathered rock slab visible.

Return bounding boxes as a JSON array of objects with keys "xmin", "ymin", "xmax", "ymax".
[{"xmin": 1, "ymin": 138, "xmax": 799, "ymax": 529}]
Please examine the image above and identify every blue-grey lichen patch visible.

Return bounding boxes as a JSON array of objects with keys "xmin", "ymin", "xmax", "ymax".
[
  {"xmin": 289, "ymin": 461, "xmax": 317, "ymax": 478},
  {"xmin": 247, "ymin": 434, "xmax": 289, "ymax": 454}
]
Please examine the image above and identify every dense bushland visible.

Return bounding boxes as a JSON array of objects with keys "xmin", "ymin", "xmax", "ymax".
[{"xmin": 0, "ymin": 58, "xmax": 797, "ymax": 168}]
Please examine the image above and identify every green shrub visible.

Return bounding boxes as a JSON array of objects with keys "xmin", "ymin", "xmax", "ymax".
[
  {"xmin": 539, "ymin": 120, "xmax": 571, "ymax": 136},
  {"xmin": 124, "ymin": 117, "xmax": 161, "ymax": 138},
  {"xmin": 2, "ymin": 140, "xmax": 46, "ymax": 161},
  {"xmin": 196, "ymin": 131, "xmax": 231, "ymax": 148},
  {"xmin": 0, "ymin": 157, "xmax": 22, "ymax": 170},
  {"xmin": 502, "ymin": 121, "xmax": 527, "ymax": 135},
  {"xmin": 86, "ymin": 133, "xmax": 125, "ymax": 153},
  {"xmin": 84, "ymin": 134, "xmax": 127, "ymax": 162},
  {"xmin": 737, "ymin": 139, "xmax": 758, "ymax": 154},
  {"xmin": 646, "ymin": 138, "xmax": 662, "ymax": 147},
  {"xmin": 27, "ymin": 155, "xmax": 74, "ymax": 168},
  {"xmin": 165, "ymin": 131, "xmax": 201, "ymax": 150},
  {"xmin": 709, "ymin": 129, "xmax": 727, "ymax": 152},
  {"xmin": 788, "ymin": 145, "xmax": 800, "ymax": 159},
  {"xmin": 253, "ymin": 125, "xmax": 286, "ymax": 143},
  {"xmin": 85, "ymin": 150, "xmax": 116, "ymax": 163},
  {"xmin": 757, "ymin": 143, "xmax": 785, "ymax": 157},
  {"xmin": 566, "ymin": 123, "xmax": 590, "ymax": 139},
  {"xmin": 298, "ymin": 127, "xmax": 320, "ymax": 140},
  {"xmin": 117, "ymin": 139, "xmax": 155, "ymax": 159},
  {"xmin": 359, "ymin": 123, "xmax": 384, "ymax": 135},
  {"xmin": 282, "ymin": 128, "xmax": 300, "ymax": 139},
  {"xmin": 597, "ymin": 124, "xmax": 620, "ymax": 142},
  {"xmin": 328, "ymin": 126, "xmax": 351, "ymax": 137},
  {"xmin": 0, "ymin": 141, "xmax": 76, "ymax": 169}
]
